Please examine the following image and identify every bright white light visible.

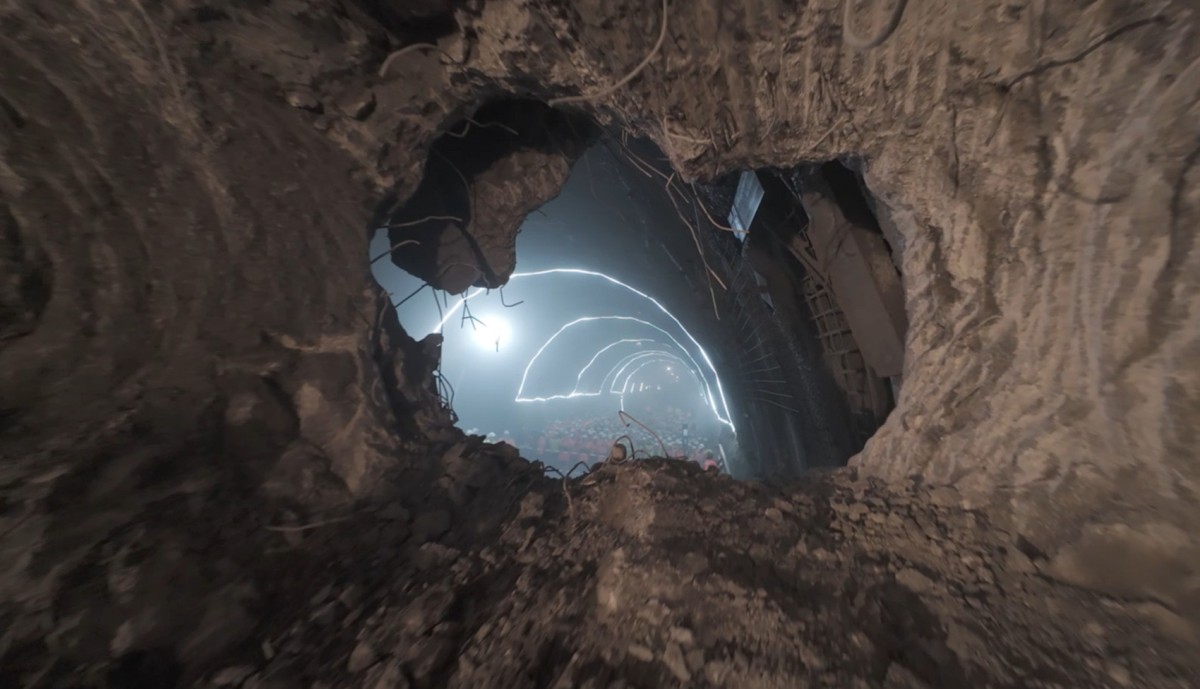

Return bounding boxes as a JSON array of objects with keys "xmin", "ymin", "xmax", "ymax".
[
  {"xmin": 605, "ymin": 351, "xmax": 685, "ymax": 393},
  {"xmin": 621, "ymin": 359, "xmax": 675, "ymax": 394},
  {"xmin": 429, "ymin": 268, "xmax": 735, "ymax": 430},
  {"xmin": 572, "ymin": 338, "xmax": 653, "ymax": 390},
  {"xmin": 468, "ymin": 315, "xmax": 511, "ymax": 351},
  {"xmin": 604, "ymin": 350, "xmax": 706, "ymax": 406},
  {"xmin": 516, "ymin": 317, "xmax": 701, "ymax": 403},
  {"xmin": 514, "ymin": 339, "xmax": 671, "ymax": 403}
]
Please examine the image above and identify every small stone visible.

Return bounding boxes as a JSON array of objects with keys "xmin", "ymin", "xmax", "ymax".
[
  {"xmin": 704, "ymin": 661, "xmax": 729, "ymax": 684},
  {"xmin": 1005, "ymin": 546, "xmax": 1037, "ymax": 574},
  {"xmin": 679, "ymin": 552, "xmax": 709, "ymax": 578},
  {"xmin": 285, "ymin": 88, "xmax": 322, "ymax": 112},
  {"xmin": 798, "ymin": 642, "xmax": 826, "ymax": 672},
  {"xmin": 338, "ymin": 585, "xmax": 362, "ymax": 609},
  {"xmin": 413, "ymin": 542, "xmax": 461, "ymax": 570},
  {"xmin": 927, "ymin": 485, "xmax": 961, "ymax": 507},
  {"xmin": 379, "ymin": 521, "xmax": 410, "ymax": 546},
  {"xmin": 401, "ymin": 587, "xmax": 457, "ymax": 634},
  {"xmin": 412, "ymin": 510, "xmax": 451, "ymax": 542},
  {"xmin": 764, "ymin": 507, "xmax": 784, "ymax": 521},
  {"xmin": 896, "ymin": 567, "xmax": 936, "ymax": 593},
  {"xmin": 490, "ymin": 442, "xmax": 519, "ymax": 462},
  {"xmin": 846, "ymin": 503, "xmax": 869, "ymax": 521},
  {"xmin": 435, "ymin": 476, "xmax": 471, "ymax": 507},
  {"xmin": 214, "ymin": 665, "xmax": 255, "ymax": 686},
  {"xmin": 627, "ymin": 643, "xmax": 654, "ymax": 662},
  {"xmin": 1106, "ymin": 662, "xmax": 1132, "ymax": 686},
  {"xmin": 348, "ymin": 640, "xmax": 377, "ymax": 673},
  {"xmin": 884, "ymin": 662, "xmax": 926, "ymax": 688},
  {"xmin": 338, "ymin": 89, "xmax": 376, "ymax": 120},
  {"xmin": 668, "ymin": 626, "xmax": 695, "ymax": 646},
  {"xmin": 517, "ymin": 492, "xmax": 545, "ymax": 520},
  {"xmin": 379, "ymin": 503, "xmax": 410, "ymax": 522},
  {"xmin": 311, "ymin": 584, "xmax": 333, "ymax": 606},
  {"xmin": 662, "ymin": 642, "xmax": 691, "ymax": 682},
  {"xmin": 310, "ymin": 601, "xmax": 338, "ymax": 626},
  {"xmin": 366, "ymin": 660, "xmax": 408, "ymax": 689},
  {"xmin": 685, "ymin": 648, "xmax": 705, "ymax": 673},
  {"xmin": 461, "ymin": 460, "xmax": 496, "ymax": 488},
  {"xmin": 432, "ymin": 621, "xmax": 460, "ymax": 636},
  {"xmin": 406, "ymin": 635, "xmax": 456, "ymax": 680}
]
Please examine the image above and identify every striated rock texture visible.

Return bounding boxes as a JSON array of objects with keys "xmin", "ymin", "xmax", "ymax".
[{"xmin": 0, "ymin": 0, "xmax": 1198, "ymax": 686}]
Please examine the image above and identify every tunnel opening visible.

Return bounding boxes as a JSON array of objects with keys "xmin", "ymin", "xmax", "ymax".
[
  {"xmin": 5, "ymin": 2, "xmax": 1199, "ymax": 685},
  {"xmin": 371, "ymin": 100, "xmax": 903, "ymax": 480}
]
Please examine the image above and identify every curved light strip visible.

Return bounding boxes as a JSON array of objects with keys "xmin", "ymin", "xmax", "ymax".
[
  {"xmin": 620, "ymin": 358, "xmax": 679, "ymax": 394},
  {"xmin": 616, "ymin": 356, "xmax": 694, "ymax": 414},
  {"xmin": 601, "ymin": 350, "xmax": 680, "ymax": 390},
  {"xmin": 519, "ymin": 346, "xmax": 682, "ymax": 404},
  {"xmin": 610, "ymin": 352, "xmax": 706, "ymax": 405},
  {"xmin": 603, "ymin": 350, "xmax": 687, "ymax": 394},
  {"xmin": 571, "ymin": 338, "xmax": 654, "ymax": 392},
  {"xmin": 431, "ymin": 268, "xmax": 734, "ymax": 430},
  {"xmin": 515, "ymin": 317, "xmax": 707, "ymax": 404}
]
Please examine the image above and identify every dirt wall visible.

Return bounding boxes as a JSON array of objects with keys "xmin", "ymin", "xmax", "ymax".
[{"xmin": 1, "ymin": 0, "xmax": 1197, "ymax": 683}]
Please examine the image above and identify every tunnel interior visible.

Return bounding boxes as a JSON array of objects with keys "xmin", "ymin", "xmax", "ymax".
[
  {"xmin": 2, "ymin": 1, "xmax": 1198, "ymax": 687},
  {"xmin": 370, "ymin": 102, "xmax": 902, "ymax": 479}
]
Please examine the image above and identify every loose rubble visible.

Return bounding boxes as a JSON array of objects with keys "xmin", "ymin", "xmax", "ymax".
[{"xmin": 191, "ymin": 458, "xmax": 1196, "ymax": 688}]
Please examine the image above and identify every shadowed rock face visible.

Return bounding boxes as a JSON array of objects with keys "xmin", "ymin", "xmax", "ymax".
[
  {"xmin": 0, "ymin": 0, "xmax": 1197, "ymax": 686},
  {"xmin": 382, "ymin": 99, "xmax": 596, "ymax": 293}
]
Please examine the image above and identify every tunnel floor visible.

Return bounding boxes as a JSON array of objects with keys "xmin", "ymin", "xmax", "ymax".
[{"xmin": 150, "ymin": 453, "xmax": 1192, "ymax": 689}]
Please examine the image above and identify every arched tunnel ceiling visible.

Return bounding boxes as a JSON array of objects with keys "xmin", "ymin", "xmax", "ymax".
[{"xmin": 0, "ymin": 0, "xmax": 1198, "ymax": 686}]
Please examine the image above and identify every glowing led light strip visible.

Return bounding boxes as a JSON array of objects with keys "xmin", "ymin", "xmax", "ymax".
[
  {"xmin": 611, "ymin": 353, "xmax": 706, "ymax": 406},
  {"xmin": 604, "ymin": 351, "xmax": 686, "ymax": 394},
  {"xmin": 618, "ymin": 357, "xmax": 681, "ymax": 394},
  {"xmin": 515, "ymin": 317, "xmax": 704, "ymax": 403},
  {"xmin": 602, "ymin": 350, "xmax": 680, "ymax": 391},
  {"xmin": 617, "ymin": 357, "xmax": 681, "ymax": 413},
  {"xmin": 434, "ymin": 268, "xmax": 734, "ymax": 429},
  {"xmin": 571, "ymin": 338, "xmax": 653, "ymax": 392},
  {"xmin": 520, "ymin": 343, "xmax": 679, "ymax": 403}
]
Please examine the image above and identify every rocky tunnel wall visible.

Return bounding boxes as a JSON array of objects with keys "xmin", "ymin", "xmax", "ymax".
[{"xmin": 1, "ymin": 0, "xmax": 1198, "ymax": 666}]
